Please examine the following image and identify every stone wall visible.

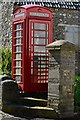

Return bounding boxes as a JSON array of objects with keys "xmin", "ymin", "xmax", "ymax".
[
  {"xmin": 0, "ymin": 2, "xmax": 14, "ymax": 47},
  {"xmin": 47, "ymin": 40, "xmax": 75, "ymax": 118},
  {"xmin": 52, "ymin": 8, "xmax": 79, "ymax": 40},
  {"xmin": 0, "ymin": 2, "xmax": 2, "ymax": 48}
]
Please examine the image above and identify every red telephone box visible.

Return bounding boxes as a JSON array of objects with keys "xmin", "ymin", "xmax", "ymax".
[{"xmin": 12, "ymin": 5, "xmax": 52, "ymax": 93}]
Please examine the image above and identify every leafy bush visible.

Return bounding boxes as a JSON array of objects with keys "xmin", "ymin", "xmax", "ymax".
[
  {"xmin": 74, "ymin": 76, "xmax": 80, "ymax": 106},
  {"xmin": 1, "ymin": 47, "xmax": 12, "ymax": 76}
]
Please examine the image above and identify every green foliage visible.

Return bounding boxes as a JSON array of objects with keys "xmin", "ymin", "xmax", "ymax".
[
  {"xmin": 74, "ymin": 76, "xmax": 80, "ymax": 106},
  {"xmin": 1, "ymin": 47, "xmax": 12, "ymax": 76}
]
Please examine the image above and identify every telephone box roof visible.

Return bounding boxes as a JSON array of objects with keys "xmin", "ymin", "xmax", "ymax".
[
  {"xmin": 13, "ymin": 5, "xmax": 52, "ymax": 13},
  {"xmin": 21, "ymin": 5, "xmax": 52, "ymax": 12}
]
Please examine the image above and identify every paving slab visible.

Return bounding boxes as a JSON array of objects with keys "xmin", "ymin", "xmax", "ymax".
[{"xmin": 0, "ymin": 110, "xmax": 54, "ymax": 120}]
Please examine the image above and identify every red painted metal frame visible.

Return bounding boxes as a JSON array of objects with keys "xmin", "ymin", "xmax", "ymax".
[
  {"xmin": 25, "ymin": 20, "xmax": 51, "ymax": 92},
  {"xmin": 12, "ymin": 5, "xmax": 52, "ymax": 93}
]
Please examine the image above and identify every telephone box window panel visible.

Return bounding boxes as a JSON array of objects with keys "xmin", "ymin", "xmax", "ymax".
[
  {"xmin": 15, "ymin": 38, "xmax": 22, "ymax": 45},
  {"xmin": 16, "ymin": 61, "xmax": 21, "ymax": 67},
  {"xmin": 16, "ymin": 46, "xmax": 22, "ymax": 52},
  {"xmin": 15, "ymin": 53, "xmax": 21, "ymax": 59},
  {"xmin": 34, "ymin": 23, "xmax": 46, "ymax": 30},
  {"xmin": 34, "ymin": 46, "xmax": 46, "ymax": 52},
  {"xmin": 15, "ymin": 31, "xmax": 22, "ymax": 37},
  {"xmin": 15, "ymin": 68, "xmax": 21, "ymax": 75},
  {"xmin": 34, "ymin": 38, "xmax": 46, "ymax": 45},
  {"xmin": 15, "ymin": 76, "xmax": 21, "ymax": 82},
  {"xmin": 16, "ymin": 24, "xmax": 22, "ymax": 30},
  {"xmin": 34, "ymin": 31, "xmax": 46, "ymax": 38}
]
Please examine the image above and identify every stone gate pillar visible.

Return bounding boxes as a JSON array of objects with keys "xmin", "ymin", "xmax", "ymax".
[{"xmin": 46, "ymin": 40, "xmax": 75, "ymax": 118}]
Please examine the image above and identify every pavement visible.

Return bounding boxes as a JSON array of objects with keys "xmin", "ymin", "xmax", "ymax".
[
  {"xmin": 0, "ymin": 110, "xmax": 54, "ymax": 120},
  {"xmin": 0, "ymin": 110, "xmax": 25, "ymax": 120}
]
